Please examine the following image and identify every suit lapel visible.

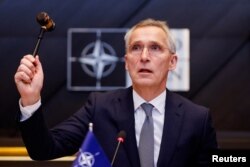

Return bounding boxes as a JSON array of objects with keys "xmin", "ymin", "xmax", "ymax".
[
  {"xmin": 113, "ymin": 87, "xmax": 141, "ymax": 167},
  {"xmin": 157, "ymin": 90, "xmax": 184, "ymax": 167}
]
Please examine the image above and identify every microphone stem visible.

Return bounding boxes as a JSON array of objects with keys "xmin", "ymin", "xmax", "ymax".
[
  {"xmin": 33, "ymin": 27, "xmax": 46, "ymax": 57},
  {"xmin": 111, "ymin": 141, "xmax": 121, "ymax": 166}
]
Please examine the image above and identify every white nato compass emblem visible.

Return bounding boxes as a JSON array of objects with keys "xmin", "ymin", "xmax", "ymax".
[
  {"xmin": 75, "ymin": 150, "xmax": 100, "ymax": 167},
  {"xmin": 79, "ymin": 34, "xmax": 119, "ymax": 88}
]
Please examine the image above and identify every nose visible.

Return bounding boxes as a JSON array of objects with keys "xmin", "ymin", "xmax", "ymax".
[{"xmin": 140, "ymin": 47, "xmax": 150, "ymax": 61}]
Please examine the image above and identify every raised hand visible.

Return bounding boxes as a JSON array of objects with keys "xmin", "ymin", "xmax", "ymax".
[{"xmin": 14, "ymin": 55, "xmax": 44, "ymax": 107}]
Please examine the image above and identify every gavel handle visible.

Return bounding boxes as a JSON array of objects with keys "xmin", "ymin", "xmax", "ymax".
[{"xmin": 32, "ymin": 27, "xmax": 46, "ymax": 57}]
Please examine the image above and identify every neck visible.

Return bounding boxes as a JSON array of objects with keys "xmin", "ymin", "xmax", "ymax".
[{"xmin": 133, "ymin": 85, "xmax": 166, "ymax": 102}]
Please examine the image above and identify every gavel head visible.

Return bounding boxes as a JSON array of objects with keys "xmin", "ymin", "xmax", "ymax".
[{"xmin": 36, "ymin": 12, "xmax": 55, "ymax": 32}]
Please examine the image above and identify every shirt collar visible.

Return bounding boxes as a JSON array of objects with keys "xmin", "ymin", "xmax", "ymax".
[{"xmin": 133, "ymin": 89, "xmax": 166, "ymax": 114}]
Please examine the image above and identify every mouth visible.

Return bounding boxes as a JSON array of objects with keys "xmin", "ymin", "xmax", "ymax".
[{"xmin": 138, "ymin": 68, "xmax": 153, "ymax": 73}]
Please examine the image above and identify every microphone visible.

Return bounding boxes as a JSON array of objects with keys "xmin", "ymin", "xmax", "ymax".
[
  {"xmin": 111, "ymin": 130, "xmax": 126, "ymax": 166},
  {"xmin": 32, "ymin": 12, "xmax": 55, "ymax": 56}
]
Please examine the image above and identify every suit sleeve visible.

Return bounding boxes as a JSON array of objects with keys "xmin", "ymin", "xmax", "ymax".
[{"xmin": 18, "ymin": 93, "xmax": 97, "ymax": 160}]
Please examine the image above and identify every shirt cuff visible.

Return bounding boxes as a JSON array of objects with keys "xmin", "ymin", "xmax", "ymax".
[{"xmin": 19, "ymin": 99, "xmax": 41, "ymax": 122}]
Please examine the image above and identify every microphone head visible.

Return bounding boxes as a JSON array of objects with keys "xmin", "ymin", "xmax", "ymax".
[
  {"xmin": 36, "ymin": 12, "xmax": 55, "ymax": 32},
  {"xmin": 117, "ymin": 130, "xmax": 126, "ymax": 143}
]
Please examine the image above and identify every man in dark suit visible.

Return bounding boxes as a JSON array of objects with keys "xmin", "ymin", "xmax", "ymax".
[{"xmin": 14, "ymin": 18, "xmax": 218, "ymax": 167}]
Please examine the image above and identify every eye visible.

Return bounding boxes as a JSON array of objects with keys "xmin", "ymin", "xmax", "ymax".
[
  {"xmin": 130, "ymin": 44, "xmax": 142, "ymax": 51},
  {"xmin": 150, "ymin": 44, "xmax": 162, "ymax": 51}
]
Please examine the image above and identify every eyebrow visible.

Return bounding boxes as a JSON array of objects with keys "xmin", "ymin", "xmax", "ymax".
[{"xmin": 130, "ymin": 40, "xmax": 166, "ymax": 46}]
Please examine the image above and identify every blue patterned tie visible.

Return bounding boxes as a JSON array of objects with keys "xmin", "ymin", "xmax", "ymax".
[{"xmin": 139, "ymin": 103, "xmax": 154, "ymax": 167}]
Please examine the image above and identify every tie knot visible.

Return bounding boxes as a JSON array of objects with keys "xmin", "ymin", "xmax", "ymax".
[{"xmin": 141, "ymin": 103, "xmax": 154, "ymax": 117}]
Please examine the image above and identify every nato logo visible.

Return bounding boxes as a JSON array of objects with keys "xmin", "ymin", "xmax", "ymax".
[
  {"xmin": 75, "ymin": 151, "xmax": 96, "ymax": 167},
  {"xmin": 67, "ymin": 28, "xmax": 190, "ymax": 92},
  {"xmin": 67, "ymin": 28, "xmax": 128, "ymax": 91}
]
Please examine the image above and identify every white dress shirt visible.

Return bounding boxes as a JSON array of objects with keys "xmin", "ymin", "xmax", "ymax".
[{"xmin": 133, "ymin": 90, "xmax": 166, "ymax": 167}]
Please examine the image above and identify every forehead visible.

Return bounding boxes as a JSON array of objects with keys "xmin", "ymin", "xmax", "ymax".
[{"xmin": 129, "ymin": 26, "xmax": 168, "ymax": 45}]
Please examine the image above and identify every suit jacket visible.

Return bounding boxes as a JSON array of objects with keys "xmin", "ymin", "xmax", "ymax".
[{"xmin": 19, "ymin": 87, "xmax": 218, "ymax": 167}]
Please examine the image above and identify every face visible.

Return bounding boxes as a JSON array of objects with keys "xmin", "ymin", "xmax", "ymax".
[{"xmin": 125, "ymin": 26, "xmax": 177, "ymax": 90}]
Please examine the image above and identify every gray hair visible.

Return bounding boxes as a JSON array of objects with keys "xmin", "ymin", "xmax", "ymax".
[{"xmin": 124, "ymin": 18, "xmax": 176, "ymax": 54}]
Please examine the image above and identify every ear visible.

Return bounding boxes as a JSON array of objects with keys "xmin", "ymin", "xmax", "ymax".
[
  {"xmin": 124, "ymin": 54, "xmax": 128, "ymax": 70},
  {"xmin": 168, "ymin": 54, "xmax": 178, "ymax": 71}
]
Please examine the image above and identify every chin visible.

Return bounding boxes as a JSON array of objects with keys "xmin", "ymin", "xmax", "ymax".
[{"xmin": 134, "ymin": 80, "xmax": 155, "ymax": 87}]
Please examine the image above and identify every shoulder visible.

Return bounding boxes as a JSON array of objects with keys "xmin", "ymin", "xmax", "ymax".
[
  {"xmin": 167, "ymin": 90, "xmax": 210, "ymax": 119},
  {"xmin": 167, "ymin": 91, "xmax": 216, "ymax": 138}
]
